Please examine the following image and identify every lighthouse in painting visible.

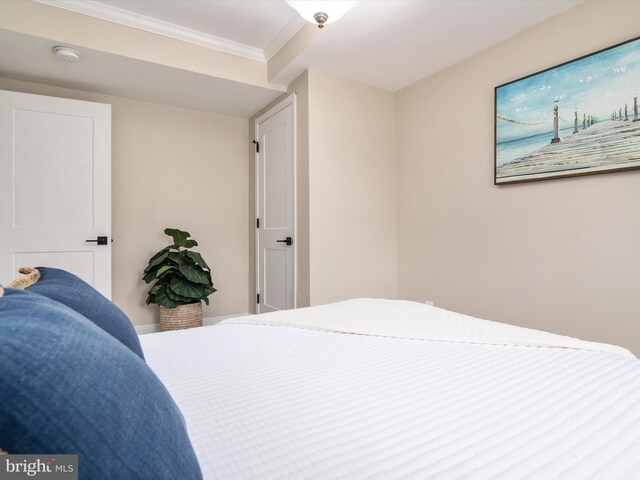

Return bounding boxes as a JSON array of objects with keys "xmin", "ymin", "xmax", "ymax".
[{"xmin": 550, "ymin": 100, "xmax": 561, "ymax": 144}]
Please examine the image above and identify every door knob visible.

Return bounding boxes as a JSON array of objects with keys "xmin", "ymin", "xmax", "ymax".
[
  {"xmin": 86, "ymin": 236, "xmax": 108, "ymax": 245},
  {"xmin": 276, "ymin": 236, "xmax": 293, "ymax": 246}
]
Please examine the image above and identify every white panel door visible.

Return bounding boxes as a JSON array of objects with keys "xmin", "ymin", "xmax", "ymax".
[
  {"xmin": 256, "ymin": 96, "xmax": 294, "ymax": 313},
  {"xmin": 0, "ymin": 90, "xmax": 112, "ymax": 297}
]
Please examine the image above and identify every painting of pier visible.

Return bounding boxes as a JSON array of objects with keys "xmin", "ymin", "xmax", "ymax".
[{"xmin": 495, "ymin": 36, "xmax": 640, "ymax": 184}]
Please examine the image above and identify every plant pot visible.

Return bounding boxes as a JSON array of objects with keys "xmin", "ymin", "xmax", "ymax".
[{"xmin": 159, "ymin": 302, "xmax": 203, "ymax": 332}]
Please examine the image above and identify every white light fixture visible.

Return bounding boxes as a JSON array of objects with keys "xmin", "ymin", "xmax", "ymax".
[
  {"xmin": 52, "ymin": 46, "xmax": 80, "ymax": 62},
  {"xmin": 285, "ymin": 1, "xmax": 353, "ymax": 29}
]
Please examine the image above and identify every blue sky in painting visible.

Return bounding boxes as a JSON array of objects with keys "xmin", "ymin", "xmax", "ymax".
[{"xmin": 496, "ymin": 37, "xmax": 640, "ymax": 143}]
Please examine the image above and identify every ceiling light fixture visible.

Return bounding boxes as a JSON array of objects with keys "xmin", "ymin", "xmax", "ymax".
[
  {"xmin": 285, "ymin": 1, "xmax": 353, "ymax": 29},
  {"xmin": 52, "ymin": 46, "xmax": 80, "ymax": 62}
]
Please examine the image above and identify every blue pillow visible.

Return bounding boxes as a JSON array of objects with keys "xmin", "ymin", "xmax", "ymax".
[
  {"xmin": 25, "ymin": 267, "xmax": 144, "ymax": 360},
  {"xmin": 0, "ymin": 288, "xmax": 202, "ymax": 479}
]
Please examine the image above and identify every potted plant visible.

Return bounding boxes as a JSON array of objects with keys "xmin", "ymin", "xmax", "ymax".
[{"xmin": 143, "ymin": 228, "xmax": 216, "ymax": 331}]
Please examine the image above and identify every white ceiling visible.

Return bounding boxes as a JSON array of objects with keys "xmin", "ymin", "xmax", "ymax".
[
  {"xmin": 0, "ymin": 0, "xmax": 585, "ymax": 118},
  {"xmin": 294, "ymin": 0, "xmax": 584, "ymax": 91},
  {"xmin": 83, "ymin": 0, "xmax": 584, "ymax": 92},
  {"xmin": 95, "ymin": 0, "xmax": 298, "ymax": 50}
]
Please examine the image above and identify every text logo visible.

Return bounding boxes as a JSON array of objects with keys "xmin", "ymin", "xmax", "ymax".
[{"xmin": 0, "ymin": 455, "xmax": 77, "ymax": 480}]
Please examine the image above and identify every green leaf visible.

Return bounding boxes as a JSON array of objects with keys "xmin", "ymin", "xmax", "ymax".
[
  {"xmin": 145, "ymin": 251, "xmax": 169, "ymax": 271},
  {"xmin": 147, "ymin": 247, "xmax": 170, "ymax": 264},
  {"xmin": 167, "ymin": 241, "xmax": 196, "ymax": 250},
  {"xmin": 169, "ymin": 277, "xmax": 205, "ymax": 299},
  {"xmin": 155, "ymin": 287, "xmax": 180, "ymax": 309},
  {"xmin": 144, "ymin": 262, "xmax": 173, "ymax": 283},
  {"xmin": 143, "ymin": 270, "xmax": 157, "ymax": 284},
  {"xmin": 153, "ymin": 275, "xmax": 171, "ymax": 285},
  {"xmin": 165, "ymin": 286, "xmax": 194, "ymax": 304},
  {"xmin": 155, "ymin": 265, "xmax": 175, "ymax": 278},
  {"xmin": 149, "ymin": 284, "xmax": 163, "ymax": 294},
  {"xmin": 186, "ymin": 251, "xmax": 209, "ymax": 270},
  {"xmin": 178, "ymin": 265, "xmax": 210, "ymax": 285},
  {"xmin": 202, "ymin": 285, "xmax": 217, "ymax": 296},
  {"xmin": 164, "ymin": 228, "xmax": 191, "ymax": 248},
  {"xmin": 167, "ymin": 252, "xmax": 186, "ymax": 266},
  {"xmin": 182, "ymin": 239, "xmax": 198, "ymax": 249}
]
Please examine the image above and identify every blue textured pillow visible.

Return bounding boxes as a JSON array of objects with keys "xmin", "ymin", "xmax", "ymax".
[
  {"xmin": 25, "ymin": 267, "xmax": 144, "ymax": 360},
  {"xmin": 0, "ymin": 288, "xmax": 202, "ymax": 479}
]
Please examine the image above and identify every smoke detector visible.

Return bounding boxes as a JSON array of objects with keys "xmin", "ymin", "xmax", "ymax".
[{"xmin": 52, "ymin": 46, "xmax": 80, "ymax": 62}]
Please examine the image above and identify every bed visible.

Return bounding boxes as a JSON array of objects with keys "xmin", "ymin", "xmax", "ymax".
[{"xmin": 140, "ymin": 298, "xmax": 640, "ymax": 480}]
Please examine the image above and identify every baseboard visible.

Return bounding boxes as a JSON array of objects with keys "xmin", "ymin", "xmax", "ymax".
[{"xmin": 135, "ymin": 312, "xmax": 250, "ymax": 335}]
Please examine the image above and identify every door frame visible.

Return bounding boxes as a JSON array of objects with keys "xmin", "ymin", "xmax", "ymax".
[{"xmin": 254, "ymin": 93, "xmax": 297, "ymax": 314}]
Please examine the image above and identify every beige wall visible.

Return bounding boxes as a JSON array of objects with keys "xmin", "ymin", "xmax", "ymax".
[
  {"xmin": 308, "ymin": 70, "xmax": 397, "ymax": 305},
  {"xmin": 0, "ymin": 77, "xmax": 249, "ymax": 326},
  {"xmin": 248, "ymin": 69, "xmax": 397, "ymax": 309},
  {"xmin": 290, "ymin": 72, "xmax": 312, "ymax": 308},
  {"xmin": 396, "ymin": 0, "xmax": 640, "ymax": 354}
]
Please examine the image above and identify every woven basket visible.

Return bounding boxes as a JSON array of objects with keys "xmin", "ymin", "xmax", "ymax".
[{"xmin": 159, "ymin": 302, "xmax": 203, "ymax": 332}]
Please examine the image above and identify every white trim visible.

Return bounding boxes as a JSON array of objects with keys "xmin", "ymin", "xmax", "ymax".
[
  {"xmin": 135, "ymin": 312, "xmax": 249, "ymax": 335},
  {"xmin": 255, "ymin": 118, "xmax": 260, "ymax": 313},
  {"xmin": 35, "ymin": 0, "xmax": 266, "ymax": 62},
  {"xmin": 255, "ymin": 93, "xmax": 297, "ymax": 313},
  {"xmin": 263, "ymin": 16, "xmax": 307, "ymax": 61},
  {"xmin": 292, "ymin": 94, "xmax": 298, "ymax": 309}
]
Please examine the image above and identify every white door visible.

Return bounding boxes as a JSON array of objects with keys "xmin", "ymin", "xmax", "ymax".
[
  {"xmin": 0, "ymin": 90, "xmax": 112, "ymax": 298},
  {"xmin": 256, "ymin": 95, "xmax": 295, "ymax": 313}
]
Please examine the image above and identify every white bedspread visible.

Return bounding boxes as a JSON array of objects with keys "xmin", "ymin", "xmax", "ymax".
[
  {"xmin": 140, "ymin": 299, "xmax": 640, "ymax": 479},
  {"xmin": 221, "ymin": 299, "xmax": 635, "ymax": 358}
]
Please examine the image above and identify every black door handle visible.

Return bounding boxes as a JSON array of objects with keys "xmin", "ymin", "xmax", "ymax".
[
  {"xmin": 276, "ymin": 236, "xmax": 293, "ymax": 246},
  {"xmin": 86, "ymin": 236, "xmax": 108, "ymax": 245}
]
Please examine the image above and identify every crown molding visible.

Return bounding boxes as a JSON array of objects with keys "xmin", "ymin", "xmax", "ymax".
[
  {"xmin": 264, "ymin": 15, "xmax": 307, "ymax": 61},
  {"xmin": 35, "ymin": 0, "xmax": 266, "ymax": 62}
]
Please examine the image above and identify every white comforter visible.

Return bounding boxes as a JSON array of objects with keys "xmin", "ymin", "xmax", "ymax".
[{"xmin": 140, "ymin": 299, "xmax": 640, "ymax": 480}]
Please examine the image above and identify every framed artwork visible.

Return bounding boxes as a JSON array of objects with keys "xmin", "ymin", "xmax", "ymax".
[{"xmin": 495, "ymin": 36, "xmax": 640, "ymax": 184}]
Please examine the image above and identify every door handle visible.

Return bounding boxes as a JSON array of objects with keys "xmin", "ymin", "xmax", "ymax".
[
  {"xmin": 86, "ymin": 236, "xmax": 109, "ymax": 245},
  {"xmin": 276, "ymin": 236, "xmax": 293, "ymax": 246}
]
